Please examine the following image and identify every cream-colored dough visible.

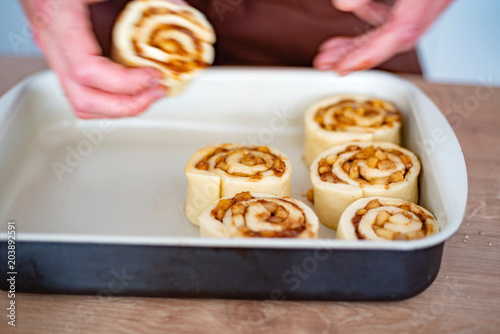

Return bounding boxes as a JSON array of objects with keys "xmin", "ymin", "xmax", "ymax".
[
  {"xmin": 112, "ymin": 0, "xmax": 215, "ymax": 96},
  {"xmin": 336, "ymin": 197, "xmax": 439, "ymax": 241},
  {"xmin": 310, "ymin": 142, "xmax": 420, "ymax": 229},
  {"xmin": 199, "ymin": 192, "xmax": 318, "ymax": 239},
  {"xmin": 185, "ymin": 144, "xmax": 292, "ymax": 226},
  {"xmin": 304, "ymin": 94, "xmax": 401, "ymax": 166}
]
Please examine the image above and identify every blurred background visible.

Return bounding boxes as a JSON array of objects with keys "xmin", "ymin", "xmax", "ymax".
[{"xmin": 1, "ymin": 0, "xmax": 499, "ymax": 86}]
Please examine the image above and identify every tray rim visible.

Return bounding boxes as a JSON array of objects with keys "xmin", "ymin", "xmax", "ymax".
[{"xmin": 0, "ymin": 67, "xmax": 468, "ymax": 251}]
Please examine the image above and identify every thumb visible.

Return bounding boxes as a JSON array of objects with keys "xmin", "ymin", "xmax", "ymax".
[
  {"xmin": 333, "ymin": 0, "xmax": 391, "ymax": 26},
  {"xmin": 333, "ymin": 21, "xmax": 421, "ymax": 74},
  {"xmin": 332, "ymin": 0, "xmax": 371, "ymax": 12}
]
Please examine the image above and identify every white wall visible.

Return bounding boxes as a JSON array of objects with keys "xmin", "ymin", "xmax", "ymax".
[
  {"xmin": 0, "ymin": 0, "xmax": 42, "ymax": 56},
  {"xmin": 1, "ymin": 0, "xmax": 499, "ymax": 85},
  {"xmin": 418, "ymin": 0, "xmax": 500, "ymax": 86}
]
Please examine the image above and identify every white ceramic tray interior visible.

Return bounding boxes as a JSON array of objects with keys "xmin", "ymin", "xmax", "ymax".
[{"xmin": 0, "ymin": 68, "xmax": 467, "ymax": 250}]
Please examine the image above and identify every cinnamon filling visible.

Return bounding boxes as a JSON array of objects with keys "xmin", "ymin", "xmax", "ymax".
[
  {"xmin": 131, "ymin": 8, "xmax": 210, "ymax": 77},
  {"xmin": 141, "ymin": 7, "xmax": 204, "ymax": 29},
  {"xmin": 318, "ymin": 145, "xmax": 413, "ymax": 187},
  {"xmin": 351, "ymin": 199, "xmax": 435, "ymax": 240},
  {"xmin": 315, "ymin": 99, "xmax": 401, "ymax": 131},
  {"xmin": 195, "ymin": 146, "xmax": 286, "ymax": 179},
  {"xmin": 211, "ymin": 192, "xmax": 307, "ymax": 238}
]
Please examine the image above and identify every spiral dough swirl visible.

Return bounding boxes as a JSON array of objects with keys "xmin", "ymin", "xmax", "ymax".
[
  {"xmin": 195, "ymin": 145, "xmax": 286, "ymax": 180},
  {"xmin": 317, "ymin": 143, "xmax": 417, "ymax": 188},
  {"xmin": 310, "ymin": 142, "xmax": 420, "ymax": 230},
  {"xmin": 200, "ymin": 192, "xmax": 318, "ymax": 238},
  {"xmin": 337, "ymin": 197, "xmax": 439, "ymax": 241},
  {"xmin": 315, "ymin": 99, "xmax": 401, "ymax": 132},
  {"xmin": 303, "ymin": 95, "xmax": 402, "ymax": 166},
  {"xmin": 112, "ymin": 0, "xmax": 215, "ymax": 94}
]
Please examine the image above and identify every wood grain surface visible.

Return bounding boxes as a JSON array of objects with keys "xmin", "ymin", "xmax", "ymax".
[{"xmin": 1, "ymin": 57, "xmax": 499, "ymax": 334}]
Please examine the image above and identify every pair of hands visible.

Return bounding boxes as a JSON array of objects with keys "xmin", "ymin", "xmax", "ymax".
[{"xmin": 21, "ymin": 0, "xmax": 453, "ymax": 119}]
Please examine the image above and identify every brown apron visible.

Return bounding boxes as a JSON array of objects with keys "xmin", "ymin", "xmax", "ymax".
[{"xmin": 91, "ymin": 0, "xmax": 421, "ymax": 74}]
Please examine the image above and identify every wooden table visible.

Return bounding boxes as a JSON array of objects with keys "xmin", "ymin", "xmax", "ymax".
[{"xmin": 1, "ymin": 57, "xmax": 499, "ymax": 333}]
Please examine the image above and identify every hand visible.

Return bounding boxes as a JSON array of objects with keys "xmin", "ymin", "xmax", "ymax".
[
  {"xmin": 314, "ymin": 0, "xmax": 454, "ymax": 75},
  {"xmin": 20, "ymin": 0, "xmax": 185, "ymax": 119}
]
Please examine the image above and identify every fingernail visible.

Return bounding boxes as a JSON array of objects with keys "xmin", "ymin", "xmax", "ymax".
[
  {"xmin": 316, "ymin": 63, "xmax": 333, "ymax": 71},
  {"xmin": 338, "ymin": 71, "xmax": 355, "ymax": 77},
  {"xmin": 335, "ymin": 69, "xmax": 357, "ymax": 77},
  {"xmin": 334, "ymin": 0, "xmax": 355, "ymax": 10},
  {"xmin": 151, "ymin": 86, "xmax": 167, "ymax": 99},
  {"xmin": 145, "ymin": 77, "xmax": 157, "ymax": 88},
  {"xmin": 145, "ymin": 68, "xmax": 164, "ymax": 85},
  {"xmin": 339, "ymin": 59, "xmax": 374, "ymax": 73}
]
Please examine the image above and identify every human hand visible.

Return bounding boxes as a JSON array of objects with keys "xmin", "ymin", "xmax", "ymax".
[
  {"xmin": 314, "ymin": 0, "xmax": 454, "ymax": 75},
  {"xmin": 21, "ymin": 0, "xmax": 186, "ymax": 119}
]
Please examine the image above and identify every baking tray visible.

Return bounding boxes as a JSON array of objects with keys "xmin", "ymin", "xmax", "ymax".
[{"xmin": 0, "ymin": 68, "xmax": 467, "ymax": 301}]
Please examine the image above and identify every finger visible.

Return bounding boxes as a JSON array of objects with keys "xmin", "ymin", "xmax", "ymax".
[
  {"xmin": 314, "ymin": 37, "xmax": 357, "ymax": 70},
  {"xmin": 332, "ymin": 0, "xmax": 371, "ymax": 12},
  {"xmin": 318, "ymin": 36, "xmax": 356, "ymax": 53},
  {"xmin": 333, "ymin": 22, "xmax": 418, "ymax": 74},
  {"xmin": 333, "ymin": 0, "xmax": 391, "ymax": 26},
  {"xmin": 63, "ymin": 78, "xmax": 167, "ymax": 119},
  {"xmin": 65, "ymin": 55, "xmax": 164, "ymax": 95},
  {"xmin": 351, "ymin": 2, "xmax": 392, "ymax": 26},
  {"xmin": 164, "ymin": 0, "xmax": 189, "ymax": 5}
]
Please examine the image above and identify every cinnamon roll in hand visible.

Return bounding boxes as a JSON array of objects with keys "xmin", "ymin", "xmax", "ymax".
[{"xmin": 112, "ymin": 0, "xmax": 215, "ymax": 95}]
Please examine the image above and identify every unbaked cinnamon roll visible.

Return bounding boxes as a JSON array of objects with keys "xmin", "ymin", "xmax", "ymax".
[
  {"xmin": 337, "ymin": 197, "xmax": 439, "ymax": 241},
  {"xmin": 310, "ymin": 142, "xmax": 420, "ymax": 229},
  {"xmin": 112, "ymin": 0, "xmax": 215, "ymax": 95},
  {"xmin": 185, "ymin": 144, "xmax": 292, "ymax": 226},
  {"xmin": 199, "ymin": 192, "xmax": 318, "ymax": 238},
  {"xmin": 304, "ymin": 95, "xmax": 402, "ymax": 166}
]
